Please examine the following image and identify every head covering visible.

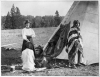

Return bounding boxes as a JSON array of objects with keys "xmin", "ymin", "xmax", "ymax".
[{"xmin": 24, "ymin": 19, "xmax": 31, "ymax": 25}]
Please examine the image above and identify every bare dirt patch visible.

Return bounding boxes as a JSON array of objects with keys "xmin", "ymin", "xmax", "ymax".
[{"xmin": 1, "ymin": 65, "xmax": 99, "ymax": 76}]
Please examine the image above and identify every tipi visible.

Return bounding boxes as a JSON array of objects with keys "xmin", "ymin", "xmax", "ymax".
[{"xmin": 43, "ymin": 1, "xmax": 99, "ymax": 65}]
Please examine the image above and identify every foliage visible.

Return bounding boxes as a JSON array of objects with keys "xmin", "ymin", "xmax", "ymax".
[
  {"xmin": 1, "ymin": 4, "xmax": 64, "ymax": 29},
  {"xmin": 54, "ymin": 10, "xmax": 61, "ymax": 27},
  {"xmin": 4, "ymin": 12, "xmax": 12, "ymax": 29}
]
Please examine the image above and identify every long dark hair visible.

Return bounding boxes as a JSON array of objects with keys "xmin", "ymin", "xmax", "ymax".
[{"xmin": 72, "ymin": 20, "xmax": 80, "ymax": 30}]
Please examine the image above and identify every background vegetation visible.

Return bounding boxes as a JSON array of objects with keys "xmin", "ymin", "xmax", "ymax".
[{"xmin": 1, "ymin": 4, "xmax": 64, "ymax": 29}]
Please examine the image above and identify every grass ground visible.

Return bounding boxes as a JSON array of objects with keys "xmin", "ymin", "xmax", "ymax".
[
  {"xmin": 1, "ymin": 27, "xmax": 99, "ymax": 76},
  {"xmin": 1, "ymin": 27, "xmax": 56, "ymax": 48}
]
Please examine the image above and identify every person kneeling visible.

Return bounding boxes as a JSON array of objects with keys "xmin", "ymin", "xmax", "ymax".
[{"xmin": 21, "ymin": 42, "xmax": 36, "ymax": 72}]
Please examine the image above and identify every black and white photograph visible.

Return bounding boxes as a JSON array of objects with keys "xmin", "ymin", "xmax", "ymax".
[{"xmin": 1, "ymin": 0, "xmax": 99, "ymax": 76}]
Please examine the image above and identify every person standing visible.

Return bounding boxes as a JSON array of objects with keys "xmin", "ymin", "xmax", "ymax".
[
  {"xmin": 21, "ymin": 19, "xmax": 36, "ymax": 52},
  {"xmin": 67, "ymin": 20, "xmax": 84, "ymax": 68}
]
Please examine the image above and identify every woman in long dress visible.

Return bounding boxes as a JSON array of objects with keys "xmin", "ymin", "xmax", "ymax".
[{"xmin": 21, "ymin": 19, "xmax": 36, "ymax": 72}]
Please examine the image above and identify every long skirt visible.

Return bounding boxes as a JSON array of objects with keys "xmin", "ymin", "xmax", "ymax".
[{"xmin": 21, "ymin": 48, "xmax": 35, "ymax": 71}]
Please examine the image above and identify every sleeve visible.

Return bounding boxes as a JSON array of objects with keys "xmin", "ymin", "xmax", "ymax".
[
  {"xmin": 31, "ymin": 29, "xmax": 36, "ymax": 37},
  {"xmin": 22, "ymin": 29, "xmax": 27, "ymax": 40}
]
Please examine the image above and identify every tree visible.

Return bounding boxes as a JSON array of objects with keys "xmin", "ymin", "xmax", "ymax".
[
  {"xmin": 14, "ymin": 7, "xmax": 21, "ymax": 28},
  {"xmin": 54, "ymin": 10, "xmax": 61, "ymax": 27},
  {"xmin": 35, "ymin": 16, "xmax": 42, "ymax": 28},
  {"xmin": 10, "ymin": 4, "xmax": 16, "ymax": 29},
  {"xmin": 31, "ymin": 18, "xmax": 36, "ymax": 28},
  {"xmin": 10, "ymin": 4, "xmax": 16, "ymax": 16},
  {"xmin": 16, "ymin": 7, "xmax": 21, "ymax": 16},
  {"xmin": 2, "ymin": 4, "xmax": 64, "ymax": 29},
  {"xmin": 1, "ymin": 16, "xmax": 6, "ymax": 29},
  {"xmin": 4, "ymin": 12, "xmax": 12, "ymax": 29},
  {"xmin": 40, "ymin": 17, "xmax": 46, "ymax": 27},
  {"xmin": 55, "ymin": 10, "xmax": 59, "ymax": 17}
]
